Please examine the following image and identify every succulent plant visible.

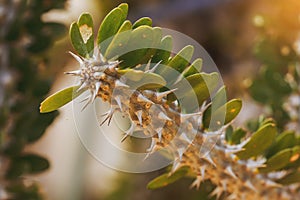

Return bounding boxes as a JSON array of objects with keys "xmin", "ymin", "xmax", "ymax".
[{"xmin": 40, "ymin": 3, "xmax": 300, "ymax": 199}]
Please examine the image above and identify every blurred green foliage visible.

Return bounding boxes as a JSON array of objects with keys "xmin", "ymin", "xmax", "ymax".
[
  {"xmin": 247, "ymin": 0, "xmax": 300, "ymax": 186},
  {"xmin": 0, "ymin": 0, "xmax": 67, "ymax": 199}
]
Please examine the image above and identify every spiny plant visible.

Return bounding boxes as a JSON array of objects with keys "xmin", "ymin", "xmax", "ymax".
[
  {"xmin": 40, "ymin": 3, "xmax": 300, "ymax": 199},
  {"xmin": 0, "ymin": 0, "xmax": 67, "ymax": 199}
]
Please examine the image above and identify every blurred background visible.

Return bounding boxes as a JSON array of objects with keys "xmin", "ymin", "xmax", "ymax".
[{"xmin": 1, "ymin": 0, "xmax": 299, "ymax": 199}]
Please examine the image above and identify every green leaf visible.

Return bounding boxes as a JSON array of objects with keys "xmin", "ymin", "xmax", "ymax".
[
  {"xmin": 97, "ymin": 7, "xmax": 127, "ymax": 54},
  {"xmin": 247, "ymin": 116, "xmax": 275, "ymax": 132},
  {"xmin": 70, "ymin": 13, "xmax": 94, "ymax": 57},
  {"xmin": 21, "ymin": 154, "xmax": 50, "ymax": 173},
  {"xmin": 259, "ymin": 147, "xmax": 300, "ymax": 173},
  {"xmin": 284, "ymin": 146, "xmax": 300, "ymax": 169},
  {"xmin": 182, "ymin": 58, "xmax": 203, "ymax": 77},
  {"xmin": 132, "ymin": 17, "xmax": 152, "ymax": 29},
  {"xmin": 226, "ymin": 127, "xmax": 247, "ymax": 145},
  {"xmin": 118, "ymin": 3, "xmax": 128, "ymax": 17},
  {"xmin": 168, "ymin": 45, "xmax": 194, "ymax": 73},
  {"xmin": 266, "ymin": 131, "xmax": 297, "ymax": 158},
  {"xmin": 40, "ymin": 86, "xmax": 83, "ymax": 113},
  {"xmin": 117, "ymin": 69, "xmax": 145, "ymax": 81},
  {"xmin": 44, "ymin": 22, "xmax": 67, "ymax": 39},
  {"xmin": 78, "ymin": 13, "xmax": 94, "ymax": 57},
  {"xmin": 264, "ymin": 68, "xmax": 292, "ymax": 95},
  {"xmin": 168, "ymin": 72, "xmax": 219, "ymax": 112},
  {"xmin": 6, "ymin": 182, "xmax": 41, "ymax": 198},
  {"xmin": 203, "ymin": 99, "xmax": 242, "ymax": 130},
  {"xmin": 143, "ymin": 27, "xmax": 162, "ymax": 62},
  {"xmin": 249, "ymin": 67, "xmax": 292, "ymax": 106},
  {"xmin": 260, "ymin": 117, "xmax": 276, "ymax": 127},
  {"xmin": 236, "ymin": 124, "xmax": 277, "ymax": 160},
  {"xmin": 225, "ymin": 125, "xmax": 234, "ymax": 142},
  {"xmin": 231, "ymin": 128, "xmax": 247, "ymax": 144},
  {"xmin": 105, "ymin": 20, "xmax": 132, "ymax": 59},
  {"xmin": 156, "ymin": 45, "xmax": 194, "ymax": 86},
  {"xmin": 117, "ymin": 69, "xmax": 166, "ymax": 89},
  {"xmin": 211, "ymin": 86, "xmax": 227, "ymax": 109},
  {"xmin": 152, "ymin": 35, "xmax": 173, "ymax": 64},
  {"xmin": 254, "ymin": 38, "xmax": 295, "ymax": 69},
  {"xmin": 147, "ymin": 167, "xmax": 190, "ymax": 189},
  {"xmin": 219, "ymin": 99, "xmax": 242, "ymax": 125},
  {"xmin": 119, "ymin": 26, "xmax": 156, "ymax": 68},
  {"xmin": 70, "ymin": 22, "xmax": 88, "ymax": 57},
  {"xmin": 6, "ymin": 154, "xmax": 50, "ymax": 179},
  {"xmin": 28, "ymin": 112, "xmax": 58, "ymax": 143},
  {"xmin": 277, "ymin": 170, "xmax": 300, "ymax": 185}
]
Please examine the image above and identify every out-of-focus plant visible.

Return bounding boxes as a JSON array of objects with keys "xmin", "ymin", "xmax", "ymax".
[
  {"xmin": 242, "ymin": 2, "xmax": 300, "ymax": 197},
  {"xmin": 40, "ymin": 3, "xmax": 300, "ymax": 199},
  {"xmin": 0, "ymin": 0, "xmax": 67, "ymax": 199},
  {"xmin": 249, "ymin": 1, "xmax": 300, "ymax": 131}
]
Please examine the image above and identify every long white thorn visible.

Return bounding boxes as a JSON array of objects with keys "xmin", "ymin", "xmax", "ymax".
[
  {"xmin": 221, "ymin": 180, "xmax": 227, "ymax": 192},
  {"xmin": 244, "ymin": 180, "xmax": 257, "ymax": 192},
  {"xmin": 135, "ymin": 110, "xmax": 143, "ymax": 125},
  {"xmin": 204, "ymin": 130, "xmax": 223, "ymax": 137},
  {"xmin": 100, "ymin": 109, "xmax": 111, "ymax": 117},
  {"xmin": 147, "ymin": 60, "xmax": 162, "ymax": 73},
  {"xmin": 79, "ymin": 95, "xmax": 90, "ymax": 103},
  {"xmin": 227, "ymin": 137, "xmax": 251, "ymax": 150},
  {"xmin": 93, "ymin": 72, "xmax": 104, "ymax": 79},
  {"xmin": 91, "ymin": 90, "xmax": 97, "ymax": 103},
  {"xmin": 108, "ymin": 60, "xmax": 122, "ymax": 70},
  {"xmin": 224, "ymin": 166, "xmax": 238, "ymax": 179},
  {"xmin": 114, "ymin": 96, "xmax": 123, "ymax": 111},
  {"xmin": 93, "ymin": 47, "xmax": 100, "ymax": 59},
  {"xmin": 93, "ymin": 65, "xmax": 111, "ymax": 71},
  {"xmin": 179, "ymin": 132, "xmax": 193, "ymax": 144},
  {"xmin": 121, "ymin": 123, "xmax": 136, "ymax": 142},
  {"xmin": 91, "ymin": 83, "xmax": 101, "ymax": 103},
  {"xmin": 177, "ymin": 147, "xmax": 185, "ymax": 161},
  {"xmin": 202, "ymin": 153, "xmax": 216, "ymax": 167},
  {"xmin": 264, "ymin": 180, "xmax": 281, "ymax": 188},
  {"xmin": 246, "ymin": 158, "xmax": 266, "ymax": 169},
  {"xmin": 200, "ymin": 165, "xmax": 206, "ymax": 179},
  {"xmin": 77, "ymin": 82, "xmax": 88, "ymax": 92},
  {"xmin": 100, "ymin": 108, "xmax": 115, "ymax": 126},
  {"xmin": 108, "ymin": 60, "xmax": 121, "ymax": 65},
  {"xmin": 209, "ymin": 187, "xmax": 223, "ymax": 200},
  {"xmin": 226, "ymin": 193, "xmax": 238, "ymax": 200},
  {"xmin": 144, "ymin": 59, "xmax": 152, "ymax": 72},
  {"xmin": 69, "ymin": 51, "xmax": 83, "ymax": 64},
  {"xmin": 158, "ymin": 111, "xmax": 171, "ymax": 121},
  {"xmin": 156, "ymin": 127, "xmax": 163, "ymax": 141},
  {"xmin": 173, "ymin": 74, "xmax": 184, "ymax": 85},
  {"xmin": 156, "ymin": 88, "xmax": 177, "ymax": 101},
  {"xmin": 146, "ymin": 138, "xmax": 156, "ymax": 153},
  {"xmin": 171, "ymin": 159, "xmax": 181, "ymax": 173},
  {"xmin": 95, "ymin": 82, "xmax": 101, "ymax": 93},
  {"xmin": 81, "ymin": 94, "xmax": 93, "ymax": 111},
  {"xmin": 137, "ymin": 93, "xmax": 154, "ymax": 104},
  {"xmin": 99, "ymin": 52, "xmax": 107, "ymax": 63},
  {"xmin": 115, "ymin": 80, "xmax": 129, "ymax": 88},
  {"xmin": 180, "ymin": 111, "xmax": 202, "ymax": 120},
  {"xmin": 190, "ymin": 176, "xmax": 202, "ymax": 189},
  {"xmin": 224, "ymin": 148, "xmax": 244, "ymax": 156}
]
